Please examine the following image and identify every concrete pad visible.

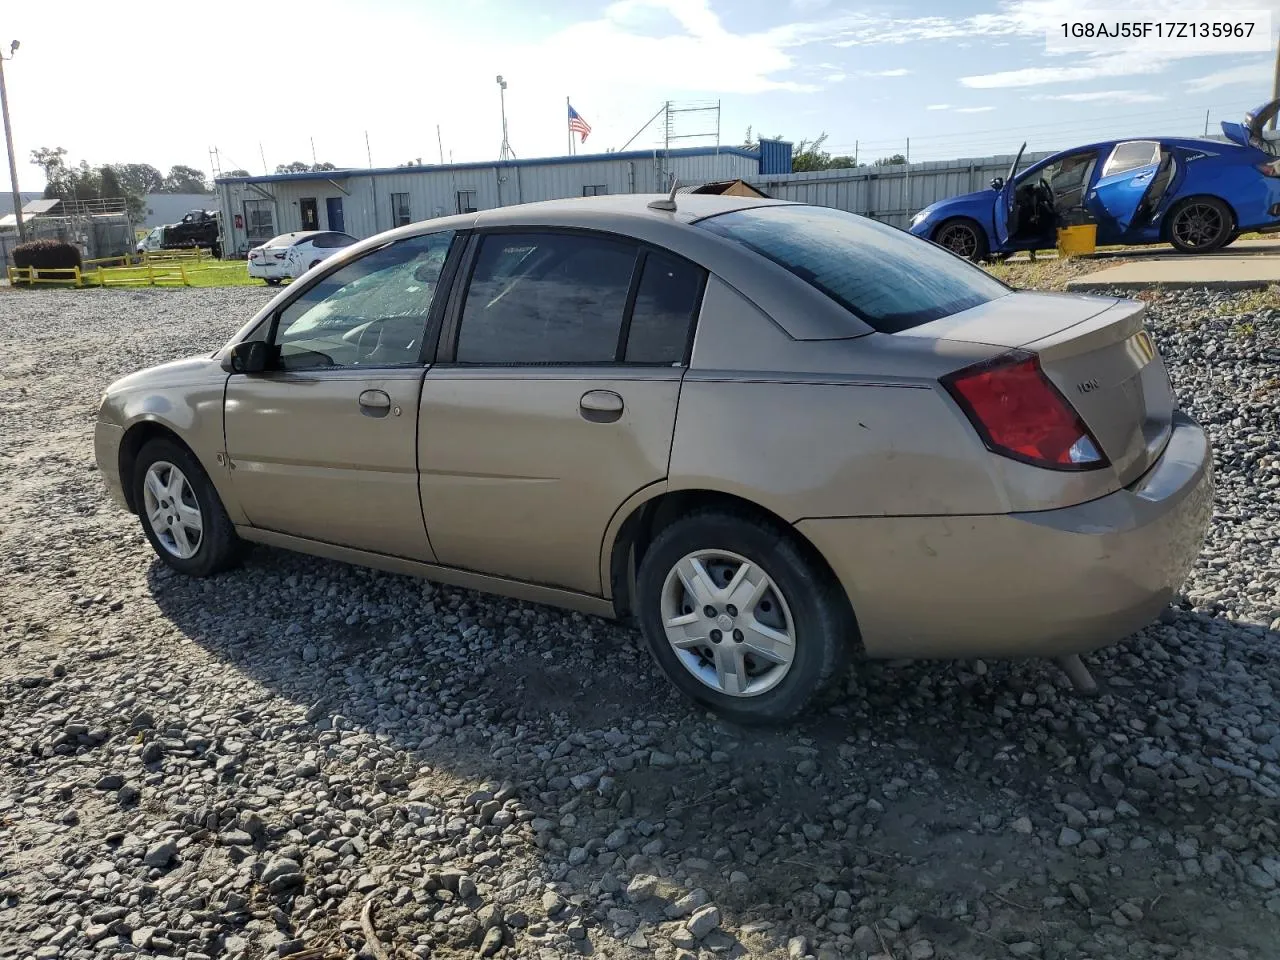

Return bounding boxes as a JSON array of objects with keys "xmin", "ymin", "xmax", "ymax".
[{"xmin": 1065, "ymin": 256, "xmax": 1280, "ymax": 291}]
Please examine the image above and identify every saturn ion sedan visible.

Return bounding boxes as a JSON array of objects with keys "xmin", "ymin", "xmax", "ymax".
[{"xmin": 94, "ymin": 194, "xmax": 1213, "ymax": 724}]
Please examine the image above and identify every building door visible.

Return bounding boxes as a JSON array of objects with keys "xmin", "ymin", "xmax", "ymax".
[
  {"xmin": 300, "ymin": 198, "xmax": 318, "ymax": 231},
  {"xmin": 325, "ymin": 197, "xmax": 345, "ymax": 233}
]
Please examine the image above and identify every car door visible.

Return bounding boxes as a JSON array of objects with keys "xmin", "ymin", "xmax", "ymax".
[
  {"xmin": 1088, "ymin": 140, "xmax": 1164, "ymax": 242},
  {"xmin": 223, "ymin": 229, "xmax": 458, "ymax": 560},
  {"xmin": 992, "ymin": 142, "xmax": 1027, "ymax": 248},
  {"xmin": 419, "ymin": 230, "xmax": 705, "ymax": 595}
]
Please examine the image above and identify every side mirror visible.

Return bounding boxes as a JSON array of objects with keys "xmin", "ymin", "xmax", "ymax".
[
  {"xmin": 223, "ymin": 340, "xmax": 269, "ymax": 374},
  {"xmin": 990, "ymin": 176, "xmax": 1005, "ymax": 191}
]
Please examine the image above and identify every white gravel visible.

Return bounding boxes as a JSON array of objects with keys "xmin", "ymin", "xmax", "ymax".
[{"xmin": 1, "ymin": 284, "xmax": 1278, "ymax": 960}]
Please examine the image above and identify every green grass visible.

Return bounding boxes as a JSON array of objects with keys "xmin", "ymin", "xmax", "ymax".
[{"xmin": 184, "ymin": 260, "xmax": 259, "ymax": 288}]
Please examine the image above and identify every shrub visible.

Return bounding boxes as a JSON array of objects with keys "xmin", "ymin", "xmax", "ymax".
[{"xmin": 12, "ymin": 238, "xmax": 82, "ymax": 273}]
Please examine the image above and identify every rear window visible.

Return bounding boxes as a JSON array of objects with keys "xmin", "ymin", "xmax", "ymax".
[
  {"xmin": 697, "ymin": 205, "xmax": 1011, "ymax": 333},
  {"xmin": 265, "ymin": 233, "xmax": 305, "ymax": 248}
]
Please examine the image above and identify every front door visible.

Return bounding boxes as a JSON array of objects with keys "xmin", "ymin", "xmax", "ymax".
[
  {"xmin": 223, "ymin": 230, "xmax": 457, "ymax": 560},
  {"xmin": 326, "ymin": 197, "xmax": 345, "ymax": 233},
  {"xmin": 1089, "ymin": 140, "xmax": 1164, "ymax": 243},
  {"xmin": 419, "ymin": 231, "xmax": 705, "ymax": 594},
  {"xmin": 992, "ymin": 141, "xmax": 1027, "ymax": 248},
  {"xmin": 300, "ymin": 198, "xmax": 319, "ymax": 231}
]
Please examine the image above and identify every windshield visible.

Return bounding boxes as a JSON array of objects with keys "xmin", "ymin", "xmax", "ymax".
[{"xmin": 698, "ymin": 204, "xmax": 1011, "ymax": 333}]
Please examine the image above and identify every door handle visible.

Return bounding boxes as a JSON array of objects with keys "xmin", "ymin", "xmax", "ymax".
[
  {"xmin": 579, "ymin": 389, "xmax": 624, "ymax": 423},
  {"xmin": 359, "ymin": 389, "xmax": 392, "ymax": 418}
]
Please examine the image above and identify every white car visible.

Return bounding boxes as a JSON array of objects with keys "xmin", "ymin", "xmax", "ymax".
[
  {"xmin": 137, "ymin": 226, "xmax": 165, "ymax": 254},
  {"xmin": 247, "ymin": 231, "xmax": 359, "ymax": 285}
]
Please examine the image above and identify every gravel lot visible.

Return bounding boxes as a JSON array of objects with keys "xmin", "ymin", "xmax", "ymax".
[{"xmin": 1, "ymin": 285, "xmax": 1279, "ymax": 960}]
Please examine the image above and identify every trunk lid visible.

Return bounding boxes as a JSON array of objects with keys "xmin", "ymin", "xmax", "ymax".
[{"xmin": 904, "ymin": 291, "xmax": 1175, "ymax": 486}]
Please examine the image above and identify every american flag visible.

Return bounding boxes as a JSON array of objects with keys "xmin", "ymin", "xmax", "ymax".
[{"xmin": 568, "ymin": 104, "xmax": 591, "ymax": 143}]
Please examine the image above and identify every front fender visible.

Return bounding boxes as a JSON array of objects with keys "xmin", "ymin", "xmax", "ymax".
[{"xmin": 101, "ymin": 372, "xmax": 244, "ymax": 524}]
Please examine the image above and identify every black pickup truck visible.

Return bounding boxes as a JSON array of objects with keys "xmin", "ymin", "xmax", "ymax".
[{"xmin": 162, "ymin": 210, "xmax": 221, "ymax": 257}]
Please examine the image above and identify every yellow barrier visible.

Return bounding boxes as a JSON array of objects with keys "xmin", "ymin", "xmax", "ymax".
[
  {"xmin": 1056, "ymin": 224, "xmax": 1097, "ymax": 258},
  {"xmin": 6, "ymin": 264, "xmax": 83, "ymax": 286}
]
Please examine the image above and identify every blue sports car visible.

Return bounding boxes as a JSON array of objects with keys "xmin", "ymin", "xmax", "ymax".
[{"xmin": 908, "ymin": 98, "xmax": 1280, "ymax": 259}]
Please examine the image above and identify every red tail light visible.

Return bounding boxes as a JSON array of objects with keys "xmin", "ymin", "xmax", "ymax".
[{"xmin": 942, "ymin": 350, "xmax": 1107, "ymax": 471}]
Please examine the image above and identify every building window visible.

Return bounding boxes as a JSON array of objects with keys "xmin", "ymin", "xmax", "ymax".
[
  {"xmin": 243, "ymin": 199, "xmax": 274, "ymax": 243},
  {"xmin": 456, "ymin": 190, "xmax": 478, "ymax": 214},
  {"xmin": 582, "ymin": 185, "xmax": 608, "ymax": 197},
  {"xmin": 391, "ymin": 192, "xmax": 412, "ymax": 227}
]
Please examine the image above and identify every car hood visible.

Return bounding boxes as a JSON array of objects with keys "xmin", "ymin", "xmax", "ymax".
[
  {"xmin": 105, "ymin": 354, "xmax": 224, "ymax": 395},
  {"xmin": 914, "ymin": 188, "xmax": 991, "ymax": 221}
]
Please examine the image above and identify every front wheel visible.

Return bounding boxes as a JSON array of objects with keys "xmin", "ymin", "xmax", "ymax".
[
  {"xmin": 933, "ymin": 218, "xmax": 989, "ymax": 261},
  {"xmin": 635, "ymin": 510, "xmax": 854, "ymax": 725},
  {"xmin": 1168, "ymin": 197, "xmax": 1234, "ymax": 254},
  {"xmin": 132, "ymin": 438, "xmax": 242, "ymax": 577}
]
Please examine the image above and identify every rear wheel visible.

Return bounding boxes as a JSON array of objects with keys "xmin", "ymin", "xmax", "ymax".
[
  {"xmin": 635, "ymin": 509, "xmax": 853, "ymax": 725},
  {"xmin": 309, "ymin": 259, "xmax": 322, "ymax": 270},
  {"xmin": 264, "ymin": 278, "xmax": 282, "ymax": 286},
  {"xmin": 132, "ymin": 438, "xmax": 242, "ymax": 577},
  {"xmin": 1168, "ymin": 197, "xmax": 1234, "ymax": 254},
  {"xmin": 933, "ymin": 218, "xmax": 989, "ymax": 261}
]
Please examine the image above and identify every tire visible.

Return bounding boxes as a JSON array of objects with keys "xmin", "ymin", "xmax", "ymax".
[
  {"xmin": 1167, "ymin": 197, "xmax": 1234, "ymax": 254},
  {"xmin": 635, "ymin": 509, "xmax": 854, "ymax": 725},
  {"xmin": 132, "ymin": 437, "xmax": 242, "ymax": 577},
  {"xmin": 309, "ymin": 259, "xmax": 322, "ymax": 270},
  {"xmin": 264, "ymin": 278, "xmax": 282, "ymax": 286},
  {"xmin": 933, "ymin": 217, "xmax": 989, "ymax": 261}
]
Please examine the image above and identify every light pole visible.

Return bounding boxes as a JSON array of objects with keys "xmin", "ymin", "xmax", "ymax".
[
  {"xmin": 496, "ymin": 75, "xmax": 514, "ymax": 161},
  {"xmin": 0, "ymin": 40, "xmax": 24, "ymax": 244}
]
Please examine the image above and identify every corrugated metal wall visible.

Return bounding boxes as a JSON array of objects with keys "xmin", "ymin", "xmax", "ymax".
[
  {"xmin": 746, "ymin": 152, "xmax": 1054, "ymax": 229},
  {"xmin": 216, "ymin": 151, "xmax": 760, "ymax": 256},
  {"xmin": 215, "ymin": 149, "xmax": 1052, "ymax": 254}
]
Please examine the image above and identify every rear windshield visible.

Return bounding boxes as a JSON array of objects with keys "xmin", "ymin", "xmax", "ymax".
[
  {"xmin": 697, "ymin": 204, "xmax": 1011, "ymax": 333},
  {"xmin": 265, "ymin": 233, "xmax": 306, "ymax": 248}
]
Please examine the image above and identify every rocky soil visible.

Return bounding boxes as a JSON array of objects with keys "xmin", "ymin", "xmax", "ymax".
[{"xmin": 1, "ymin": 285, "xmax": 1278, "ymax": 960}]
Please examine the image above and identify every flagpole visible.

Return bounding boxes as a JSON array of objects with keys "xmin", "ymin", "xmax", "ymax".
[{"xmin": 566, "ymin": 96, "xmax": 572, "ymax": 156}]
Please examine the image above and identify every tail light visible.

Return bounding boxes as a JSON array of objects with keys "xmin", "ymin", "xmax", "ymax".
[
  {"xmin": 942, "ymin": 350, "xmax": 1107, "ymax": 471},
  {"xmin": 1257, "ymin": 159, "xmax": 1280, "ymax": 177}
]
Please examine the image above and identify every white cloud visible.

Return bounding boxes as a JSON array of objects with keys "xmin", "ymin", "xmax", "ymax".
[
  {"xmin": 826, "ymin": 72, "xmax": 847, "ymax": 82},
  {"xmin": 864, "ymin": 68, "xmax": 911, "ymax": 77},
  {"xmin": 926, "ymin": 104, "xmax": 953, "ymax": 110},
  {"xmin": 1185, "ymin": 60, "xmax": 1274, "ymax": 92},
  {"xmin": 956, "ymin": 106, "xmax": 997, "ymax": 113},
  {"xmin": 1030, "ymin": 89, "xmax": 1167, "ymax": 103}
]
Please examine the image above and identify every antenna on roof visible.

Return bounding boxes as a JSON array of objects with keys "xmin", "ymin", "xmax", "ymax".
[{"xmin": 647, "ymin": 178, "xmax": 680, "ymax": 211}]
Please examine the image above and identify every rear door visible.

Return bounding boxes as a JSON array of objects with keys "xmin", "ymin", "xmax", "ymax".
[
  {"xmin": 419, "ymin": 230, "xmax": 705, "ymax": 594},
  {"xmin": 1089, "ymin": 140, "xmax": 1163, "ymax": 241}
]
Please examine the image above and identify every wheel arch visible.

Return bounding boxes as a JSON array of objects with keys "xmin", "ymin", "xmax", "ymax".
[
  {"xmin": 118, "ymin": 419, "xmax": 202, "ymax": 515},
  {"xmin": 602, "ymin": 485, "xmax": 853, "ymax": 627},
  {"xmin": 1161, "ymin": 193, "xmax": 1238, "ymax": 241}
]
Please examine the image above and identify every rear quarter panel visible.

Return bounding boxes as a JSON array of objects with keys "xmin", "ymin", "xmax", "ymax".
[{"xmin": 1174, "ymin": 144, "xmax": 1280, "ymax": 230}]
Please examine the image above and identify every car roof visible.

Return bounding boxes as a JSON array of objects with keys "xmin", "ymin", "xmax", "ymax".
[{"xmin": 266, "ymin": 231, "xmax": 321, "ymax": 244}]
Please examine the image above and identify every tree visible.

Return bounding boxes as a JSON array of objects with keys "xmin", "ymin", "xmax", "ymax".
[
  {"xmin": 275, "ymin": 161, "xmax": 312, "ymax": 174},
  {"xmin": 162, "ymin": 164, "xmax": 209, "ymax": 193},
  {"xmin": 311, "ymin": 161, "xmax": 336, "ymax": 172},
  {"xmin": 113, "ymin": 163, "xmax": 165, "ymax": 195},
  {"xmin": 740, "ymin": 129, "xmax": 855, "ymax": 172},
  {"xmin": 874, "ymin": 153, "xmax": 908, "ymax": 166},
  {"xmin": 224, "ymin": 168, "xmax": 252, "ymax": 178}
]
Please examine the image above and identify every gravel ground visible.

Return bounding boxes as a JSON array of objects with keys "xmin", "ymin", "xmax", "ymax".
[{"xmin": 1, "ymin": 285, "xmax": 1279, "ymax": 960}]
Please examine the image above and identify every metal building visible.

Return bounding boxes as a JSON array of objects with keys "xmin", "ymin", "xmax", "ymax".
[{"xmin": 213, "ymin": 143, "xmax": 791, "ymax": 258}]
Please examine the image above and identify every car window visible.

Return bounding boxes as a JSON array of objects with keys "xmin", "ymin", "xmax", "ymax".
[
  {"xmin": 310, "ymin": 233, "xmax": 337, "ymax": 248},
  {"xmin": 625, "ymin": 252, "xmax": 704, "ymax": 364},
  {"xmin": 1102, "ymin": 140, "xmax": 1160, "ymax": 178},
  {"xmin": 272, "ymin": 231, "xmax": 455, "ymax": 370},
  {"xmin": 698, "ymin": 204, "xmax": 1011, "ymax": 333},
  {"xmin": 454, "ymin": 232, "xmax": 638, "ymax": 364}
]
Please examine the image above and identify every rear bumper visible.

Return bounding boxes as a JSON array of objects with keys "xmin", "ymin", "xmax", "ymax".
[
  {"xmin": 797, "ymin": 412, "xmax": 1213, "ymax": 659},
  {"xmin": 247, "ymin": 259, "xmax": 292, "ymax": 278}
]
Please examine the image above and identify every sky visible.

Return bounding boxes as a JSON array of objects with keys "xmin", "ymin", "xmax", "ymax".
[{"xmin": 3, "ymin": 0, "xmax": 1280, "ymax": 191}]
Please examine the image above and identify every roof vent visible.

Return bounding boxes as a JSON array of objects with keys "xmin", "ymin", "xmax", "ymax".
[{"xmin": 647, "ymin": 179, "xmax": 680, "ymax": 212}]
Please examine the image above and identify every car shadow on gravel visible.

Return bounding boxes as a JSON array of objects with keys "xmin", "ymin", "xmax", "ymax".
[{"xmin": 147, "ymin": 545, "xmax": 1280, "ymax": 960}]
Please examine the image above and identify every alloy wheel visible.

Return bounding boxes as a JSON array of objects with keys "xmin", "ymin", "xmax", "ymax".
[
  {"xmin": 659, "ymin": 549, "xmax": 796, "ymax": 697},
  {"xmin": 1172, "ymin": 202, "xmax": 1226, "ymax": 251},
  {"xmin": 937, "ymin": 222, "xmax": 979, "ymax": 259},
  {"xmin": 142, "ymin": 461, "xmax": 204, "ymax": 559}
]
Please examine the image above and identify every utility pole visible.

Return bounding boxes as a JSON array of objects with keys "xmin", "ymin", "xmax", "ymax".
[
  {"xmin": 0, "ymin": 40, "xmax": 26, "ymax": 244},
  {"xmin": 497, "ymin": 75, "xmax": 513, "ymax": 160},
  {"xmin": 437, "ymin": 125, "xmax": 444, "ymax": 165}
]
